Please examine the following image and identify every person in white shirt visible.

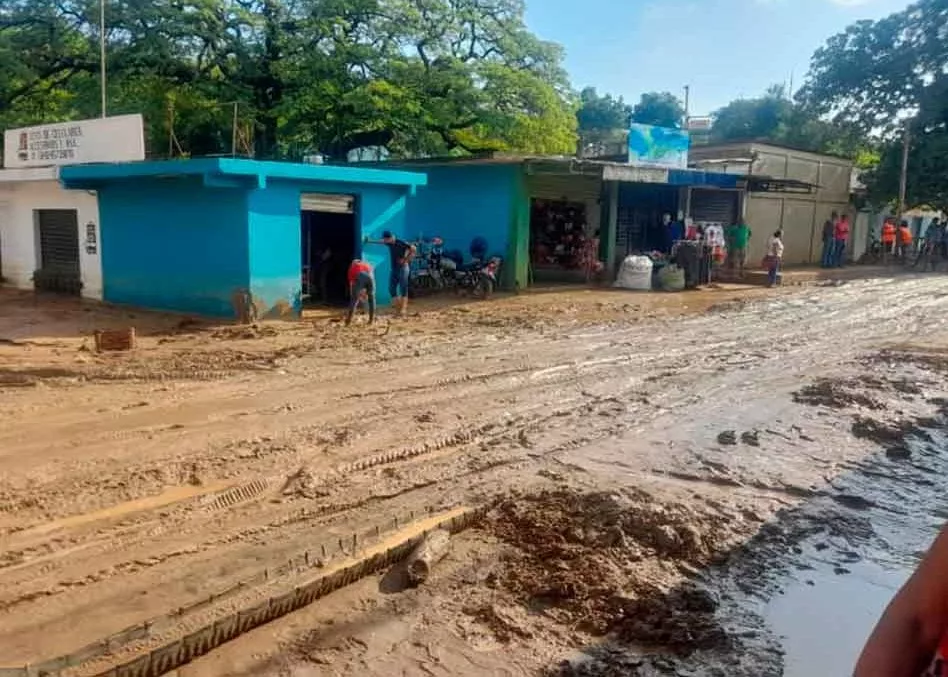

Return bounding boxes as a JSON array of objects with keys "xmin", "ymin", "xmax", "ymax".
[{"xmin": 766, "ymin": 230, "xmax": 784, "ymax": 287}]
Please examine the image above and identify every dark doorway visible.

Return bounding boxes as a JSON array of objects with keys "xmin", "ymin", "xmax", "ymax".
[
  {"xmin": 530, "ymin": 198, "xmax": 590, "ymax": 283},
  {"xmin": 300, "ymin": 194, "xmax": 357, "ymax": 307},
  {"xmin": 35, "ymin": 209, "xmax": 81, "ymax": 295},
  {"xmin": 616, "ymin": 184, "xmax": 681, "ymax": 255}
]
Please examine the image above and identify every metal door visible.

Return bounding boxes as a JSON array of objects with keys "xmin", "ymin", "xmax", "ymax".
[{"xmin": 36, "ymin": 209, "xmax": 81, "ymax": 294}]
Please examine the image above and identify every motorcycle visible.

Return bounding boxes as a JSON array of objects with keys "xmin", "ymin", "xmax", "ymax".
[
  {"xmin": 409, "ymin": 237, "xmax": 456, "ymax": 295},
  {"xmin": 454, "ymin": 255, "xmax": 502, "ymax": 298}
]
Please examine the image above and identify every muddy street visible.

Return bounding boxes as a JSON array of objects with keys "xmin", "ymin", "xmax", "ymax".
[{"xmin": 1, "ymin": 275, "xmax": 947, "ymax": 676}]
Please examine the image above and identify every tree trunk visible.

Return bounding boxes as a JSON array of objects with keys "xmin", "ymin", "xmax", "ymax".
[{"xmin": 406, "ymin": 529, "xmax": 451, "ymax": 586}]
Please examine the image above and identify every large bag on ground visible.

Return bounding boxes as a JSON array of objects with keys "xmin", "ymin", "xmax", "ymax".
[
  {"xmin": 657, "ymin": 264, "xmax": 685, "ymax": 291},
  {"xmin": 614, "ymin": 255, "xmax": 653, "ymax": 291}
]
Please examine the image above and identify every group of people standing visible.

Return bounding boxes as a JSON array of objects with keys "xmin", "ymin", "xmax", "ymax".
[
  {"xmin": 880, "ymin": 217, "xmax": 917, "ymax": 264},
  {"xmin": 821, "ymin": 212, "xmax": 851, "ymax": 268},
  {"xmin": 721, "ymin": 219, "xmax": 784, "ymax": 287}
]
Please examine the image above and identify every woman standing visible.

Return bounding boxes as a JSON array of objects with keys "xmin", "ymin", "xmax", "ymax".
[{"xmin": 766, "ymin": 230, "xmax": 784, "ymax": 287}]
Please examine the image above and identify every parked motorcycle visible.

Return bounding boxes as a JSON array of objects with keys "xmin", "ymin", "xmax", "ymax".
[
  {"xmin": 454, "ymin": 255, "xmax": 502, "ymax": 298},
  {"xmin": 409, "ymin": 236, "xmax": 502, "ymax": 299},
  {"xmin": 409, "ymin": 237, "xmax": 456, "ymax": 295}
]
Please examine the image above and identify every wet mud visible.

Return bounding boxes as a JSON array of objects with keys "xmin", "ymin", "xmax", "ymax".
[{"xmin": 1, "ymin": 277, "xmax": 948, "ymax": 675}]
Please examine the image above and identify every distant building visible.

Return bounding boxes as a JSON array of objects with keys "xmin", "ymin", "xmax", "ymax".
[{"xmin": 689, "ymin": 142, "xmax": 854, "ymax": 265}]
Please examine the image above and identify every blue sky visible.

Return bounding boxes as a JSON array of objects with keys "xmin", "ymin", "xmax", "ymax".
[{"xmin": 525, "ymin": 0, "xmax": 911, "ymax": 115}]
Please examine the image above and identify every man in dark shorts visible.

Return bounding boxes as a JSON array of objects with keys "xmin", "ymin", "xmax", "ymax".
[
  {"xmin": 345, "ymin": 259, "xmax": 375, "ymax": 325},
  {"xmin": 366, "ymin": 230, "xmax": 414, "ymax": 316}
]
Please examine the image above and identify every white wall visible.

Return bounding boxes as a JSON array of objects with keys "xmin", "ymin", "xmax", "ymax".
[{"xmin": 0, "ymin": 179, "xmax": 101, "ymax": 299}]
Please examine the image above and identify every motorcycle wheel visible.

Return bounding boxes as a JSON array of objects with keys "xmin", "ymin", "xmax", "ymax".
[{"xmin": 476, "ymin": 276, "xmax": 493, "ymax": 299}]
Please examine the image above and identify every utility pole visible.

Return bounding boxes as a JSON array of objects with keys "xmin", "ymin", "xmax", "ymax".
[
  {"xmin": 683, "ymin": 85, "xmax": 690, "ymax": 128},
  {"xmin": 898, "ymin": 124, "xmax": 911, "ymax": 221},
  {"xmin": 99, "ymin": 0, "xmax": 107, "ymax": 117}
]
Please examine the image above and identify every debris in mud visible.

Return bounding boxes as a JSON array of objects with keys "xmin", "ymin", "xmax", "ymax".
[
  {"xmin": 282, "ymin": 466, "xmax": 333, "ymax": 499},
  {"xmin": 406, "ymin": 529, "xmax": 452, "ymax": 585},
  {"xmin": 740, "ymin": 431, "xmax": 760, "ymax": 447},
  {"xmin": 831, "ymin": 493, "xmax": 875, "ymax": 511},
  {"xmin": 851, "ymin": 416, "xmax": 910, "ymax": 446},
  {"xmin": 479, "ymin": 489, "xmax": 731, "ymax": 647},
  {"xmin": 793, "ymin": 379, "xmax": 882, "ymax": 410},
  {"xmin": 885, "ymin": 445, "xmax": 913, "ymax": 461},
  {"xmin": 717, "ymin": 431, "xmax": 738, "ymax": 446},
  {"xmin": 211, "ymin": 323, "xmax": 279, "ymax": 341}
]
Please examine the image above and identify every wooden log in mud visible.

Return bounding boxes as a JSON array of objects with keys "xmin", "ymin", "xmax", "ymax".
[{"xmin": 406, "ymin": 529, "xmax": 452, "ymax": 585}]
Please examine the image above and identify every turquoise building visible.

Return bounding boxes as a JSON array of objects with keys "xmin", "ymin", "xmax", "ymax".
[
  {"xmin": 398, "ymin": 156, "xmax": 741, "ymax": 287},
  {"xmin": 60, "ymin": 158, "xmax": 426, "ymax": 317}
]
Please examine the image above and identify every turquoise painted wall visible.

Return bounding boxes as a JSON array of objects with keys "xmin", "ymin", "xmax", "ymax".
[
  {"xmin": 247, "ymin": 181, "xmax": 411, "ymax": 309},
  {"xmin": 98, "ymin": 178, "xmax": 250, "ymax": 316},
  {"xmin": 94, "ymin": 171, "xmax": 414, "ymax": 317},
  {"xmin": 405, "ymin": 164, "xmax": 524, "ymax": 289}
]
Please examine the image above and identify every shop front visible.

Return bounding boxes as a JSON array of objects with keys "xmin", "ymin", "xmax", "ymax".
[
  {"xmin": 602, "ymin": 165, "xmax": 744, "ymax": 291},
  {"xmin": 526, "ymin": 164, "xmax": 603, "ymax": 284}
]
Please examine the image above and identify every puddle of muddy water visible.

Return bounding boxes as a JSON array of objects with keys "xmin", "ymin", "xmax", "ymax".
[
  {"xmin": 763, "ymin": 428, "xmax": 948, "ymax": 677},
  {"xmin": 767, "ymin": 559, "xmax": 910, "ymax": 677}
]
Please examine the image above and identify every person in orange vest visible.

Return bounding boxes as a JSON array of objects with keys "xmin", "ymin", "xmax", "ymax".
[
  {"xmin": 897, "ymin": 220, "xmax": 914, "ymax": 262},
  {"xmin": 881, "ymin": 218, "xmax": 897, "ymax": 264}
]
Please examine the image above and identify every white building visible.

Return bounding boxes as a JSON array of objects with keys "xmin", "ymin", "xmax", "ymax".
[
  {"xmin": 0, "ymin": 114, "xmax": 144, "ymax": 299},
  {"xmin": 0, "ymin": 167, "xmax": 102, "ymax": 299}
]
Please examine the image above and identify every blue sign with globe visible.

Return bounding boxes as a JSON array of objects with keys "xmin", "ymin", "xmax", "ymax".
[{"xmin": 627, "ymin": 123, "xmax": 690, "ymax": 168}]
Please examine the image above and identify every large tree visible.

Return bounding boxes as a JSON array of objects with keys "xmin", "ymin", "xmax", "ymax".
[
  {"xmin": 0, "ymin": 0, "xmax": 578, "ymax": 160},
  {"xmin": 800, "ymin": 0, "xmax": 948, "ymax": 207},
  {"xmin": 576, "ymin": 87, "xmax": 630, "ymax": 141},
  {"xmin": 710, "ymin": 84, "xmax": 864, "ymax": 158},
  {"xmin": 630, "ymin": 91, "xmax": 684, "ymax": 129}
]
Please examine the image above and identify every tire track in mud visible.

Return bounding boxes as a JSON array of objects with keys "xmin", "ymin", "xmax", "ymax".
[{"xmin": 3, "ymin": 277, "xmax": 948, "ymax": 664}]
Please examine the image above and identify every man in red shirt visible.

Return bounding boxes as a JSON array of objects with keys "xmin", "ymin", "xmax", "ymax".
[
  {"xmin": 345, "ymin": 259, "xmax": 375, "ymax": 326},
  {"xmin": 834, "ymin": 214, "xmax": 851, "ymax": 267}
]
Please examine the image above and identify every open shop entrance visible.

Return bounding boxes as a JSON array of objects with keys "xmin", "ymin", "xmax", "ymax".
[{"xmin": 300, "ymin": 193, "xmax": 357, "ymax": 307}]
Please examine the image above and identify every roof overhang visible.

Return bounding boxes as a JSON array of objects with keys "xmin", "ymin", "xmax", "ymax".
[{"xmin": 60, "ymin": 158, "xmax": 428, "ymax": 193}]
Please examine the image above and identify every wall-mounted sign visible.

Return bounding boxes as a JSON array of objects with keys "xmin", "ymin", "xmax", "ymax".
[
  {"xmin": 686, "ymin": 116, "xmax": 713, "ymax": 131},
  {"xmin": 3, "ymin": 114, "xmax": 145, "ymax": 169},
  {"xmin": 84, "ymin": 221, "xmax": 98, "ymax": 255},
  {"xmin": 628, "ymin": 123, "xmax": 690, "ymax": 169},
  {"xmin": 603, "ymin": 164, "xmax": 670, "ymax": 184}
]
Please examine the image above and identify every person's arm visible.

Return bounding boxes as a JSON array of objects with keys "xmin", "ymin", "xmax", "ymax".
[{"xmin": 855, "ymin": 526, "xmax": 948, "ymax": 677}]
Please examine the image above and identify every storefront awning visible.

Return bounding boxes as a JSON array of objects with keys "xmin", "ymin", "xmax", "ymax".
[
  {"xmin": 601, "ymin": 164, "xmax": 741, "ymax": 189},
  {"xmin": 667, "ymin": 169, "xmax": 741, "ymax": 189}
]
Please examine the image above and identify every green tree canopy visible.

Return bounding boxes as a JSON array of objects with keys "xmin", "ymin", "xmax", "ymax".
[
  {"xmin": 800, "ymin": 0, "xmax": 948, "ymax": 208},
  {"xmin": 630, "ymin": 91, "xmax": 684, "ymax": 129},
  {"xmin": 710, "ymin": 84, "xmax": 864, "ymax": 158},
  {"xmin": 576, "ymin": 87, "xmax": 630, "ymax": 133},
  {"xmin": 0, "ymin": 0, "xmax": 578, "ymax": 160}
]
